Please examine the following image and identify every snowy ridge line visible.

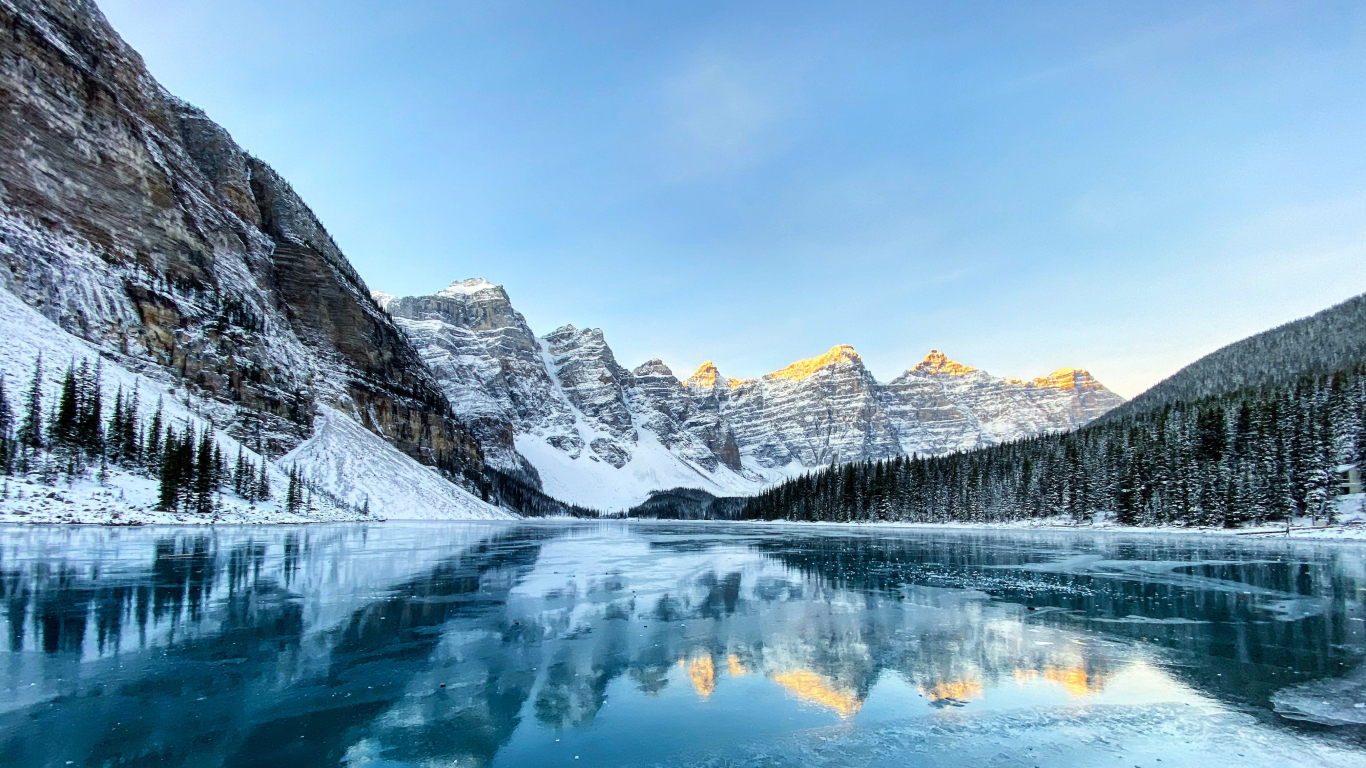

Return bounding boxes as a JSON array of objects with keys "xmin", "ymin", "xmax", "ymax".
[{"xmin": 382, "ymin": 278, "xmax": 1125, "ymax": 510}]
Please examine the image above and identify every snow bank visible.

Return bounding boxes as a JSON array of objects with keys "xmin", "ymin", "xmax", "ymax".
[
  {"xmin": 750, "ymin": 510, "xmax": 1366, "ymax": 541},
  {"xmin": 281, "ymin": 405, "xmax": 512, "ymax": 520},
  {"xmin": 515, "ymin": 428, "xmax": 759, "ymax": 511}
]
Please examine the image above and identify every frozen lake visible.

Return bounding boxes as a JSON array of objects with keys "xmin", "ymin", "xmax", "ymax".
[{"xmin": 1, "ymin": 521, "xmax": 1365, "ymax": 767}]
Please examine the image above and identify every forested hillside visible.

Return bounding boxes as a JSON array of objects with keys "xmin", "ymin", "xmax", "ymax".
[
  {"xmin": 742, "ymin": 362, "xmax": 1365, "ymax": 527},
  {"xmin": 1111, "ymin": 292, "xmax": 1366, "ymax": 419},
  {"xmin": 625, "ymin": 488, "xmax": 747, "ymax": 520}
]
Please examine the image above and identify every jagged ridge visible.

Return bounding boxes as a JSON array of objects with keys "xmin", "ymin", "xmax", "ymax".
[{"xmin": 382, "ymin": 280, "xmax": 1126, "ymax": 508}]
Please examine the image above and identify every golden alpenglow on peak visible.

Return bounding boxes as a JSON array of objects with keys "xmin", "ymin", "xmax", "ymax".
[
  {"xmin": 687, "ymin": 361, "xmax": 721, "ymax": 388},
  {"xmin": 768, "ymin": 345, "xmax": 863, "ymax": 382},
  {"xmin": 1031, "ymin": 368, "xmax": 1104, "ymax": 391},
  {"xmin": 913, "ymin": 350, "xmax": 977, "ymax": 376},
  {"xmin": 684, "ymin": 361, "xmax": 747, "ymax": 389}
]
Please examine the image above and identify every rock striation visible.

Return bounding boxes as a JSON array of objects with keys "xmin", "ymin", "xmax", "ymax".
[
  {"xmin": 384, "ymin": 280, "xmax": 1126, "ymax": 508},
  {"xmin": 0, "ymin": 0, "xmax": 1123, "ymax": 514},
  {"xmin": 0, "ymin": 0, "xmax": 479, "ymax": 475}
]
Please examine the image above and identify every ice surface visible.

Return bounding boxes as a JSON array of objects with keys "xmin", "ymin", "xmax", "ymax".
[
  {"xmin": 641, "ymin": 702, "xmax": 1366, "ymax": 768},
  {"xmin": 1274, "ymin": 674, "xmax": 1366, "ymax": 726},
  {"xmin": 1, "ymin": 523, "xmax": 1363, "ymax": 766}
]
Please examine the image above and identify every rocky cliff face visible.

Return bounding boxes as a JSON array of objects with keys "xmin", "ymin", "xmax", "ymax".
[
  {"xmin": 0, "ymin": 0, "xmax": 479, "ymax": 473},
  {"xmin": 383, "ymin": 280, "xmax": 1126, "ymax": 508},
  {"xmin": 0, "ymin": 0, "xmax": 1122, "ymax": 513}
]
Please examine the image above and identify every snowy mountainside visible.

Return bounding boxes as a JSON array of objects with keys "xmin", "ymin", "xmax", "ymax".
[
  {"xmin": 282, "ymin": 406, "xmax": 513, "ymax": 520},
  {"xmin": 383, "ymin": 279, "xmax": 1125, "ymax": 509},
  {"xmin": 0, "ymin": 282, "xmax": 508, "ymax": 523},
  {"xmin": 0, "ymin": 0, "xmax": 488, "ymax": 503},
  {"xmin": 1110, "ymin": 290, "xmax": 1366, "ymax": 419},
  {"xmin": 0, "ymin": 286, "xmax": 360, "ymax": 524}
]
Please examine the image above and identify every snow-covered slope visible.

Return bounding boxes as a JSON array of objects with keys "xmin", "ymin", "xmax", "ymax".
[
  {"xmin": 0, "ymin": 0, "xmax": 494, "ymax": 520},
  {"xmin": 282, "ymin": 406, "xmax": 512, "ymax": 520},
  {"xmin": 383, "ymin": 279, "xmax": 1125, "ymax": 509},
  {"xmin": 0, "ymin": 286, "xmax": 364, "ymax": 523},
  {"xmin": 0, "ymin": 277, "xmax": 507, "ymax": 523}
]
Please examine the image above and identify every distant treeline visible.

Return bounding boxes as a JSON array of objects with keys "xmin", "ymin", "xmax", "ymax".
[
  {"xmin": 626, "ymin": 487, "xmax": 747, "ymax": 520},
  {"xmin": 742, "ymin": 364, "xmax": 1366, "ymax": 528},
  {"xmin": 465, "ymin": 464, "xmax": 601, "ymax": 518}
]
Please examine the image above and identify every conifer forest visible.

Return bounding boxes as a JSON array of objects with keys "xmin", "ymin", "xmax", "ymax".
[{"xmin": 741, "ymin": 364, "xmax": 1366, "ymax": 527}]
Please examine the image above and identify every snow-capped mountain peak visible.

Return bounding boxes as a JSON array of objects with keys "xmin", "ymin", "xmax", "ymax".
[
  {"xmin": 768, "ymin": 344, "xmax": 864, "ymax": 381},
  {"xmin": 686, "ymin": 361, "xmax": 723, "ymax": 389},
  {"xmin": 1029, "ymin": 368, "xmax": 1105, "ymax": 390},
  {"xmin": 912, "ymin": 350, "xmax": 978, "ymax": 376},
  {"xmin": 633, "ymin": 358, "xmax": 676, "ymax": 378},
  {"xmin": 437, "ymin": 277, "xmax": 501, "ymax": 297},
  {"xmin": 383, "ymin": 280, "xmax": 1125, "ymax": 509}
]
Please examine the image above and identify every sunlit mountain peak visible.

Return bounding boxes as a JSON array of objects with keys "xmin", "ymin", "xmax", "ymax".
[
  {"xmin": 913, "ymin": 350, "xmax": 977, "ymax": 376},
  {"xmin": 685, "ymin": 361, "xmax": 747, "ymax": 389},
  {"xmin": 1030, "ymin": 368, "xmax": 1105, "ymax": 391},
  {"xmin": 768, "ymin": 345, "xmax": 863, "ymax": 382}
]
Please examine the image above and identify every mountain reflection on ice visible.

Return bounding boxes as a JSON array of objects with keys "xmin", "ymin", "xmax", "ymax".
[{"xmin": 0, "ymin": 522, "xmax": 1363, "ymax": 767}]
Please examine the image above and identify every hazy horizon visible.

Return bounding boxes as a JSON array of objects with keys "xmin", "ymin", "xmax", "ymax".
[{"xmin": 99, "ymin": 0, "xmax": 1366, "ymax": 398}]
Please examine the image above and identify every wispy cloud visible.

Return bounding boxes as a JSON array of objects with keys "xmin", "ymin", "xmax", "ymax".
[{"xmin": 659, "ymin": 49, "xmax": 796, "ymax": 179}]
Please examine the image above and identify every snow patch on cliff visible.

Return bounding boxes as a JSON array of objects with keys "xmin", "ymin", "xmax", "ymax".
[
  {"xmin": 281, "ymin": 405, "xmax": 512, "ymax": 520},
  {"xmin": 438, "ymin": 278, "xmax": 499, "ymax": 297}
]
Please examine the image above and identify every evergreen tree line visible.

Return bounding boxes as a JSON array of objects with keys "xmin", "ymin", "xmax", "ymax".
[
  {"xmin": 463, "ymin": 464, "xmax": 601, "ymax": 518},
  {"xmin": 741, "ymin": 363, "xmax": 1366, "ymax": 528},
  {"xmin": 0, "ymin": 354, "xmax": 275, "ymax": 513},
  {"xmin": 280, "ymin": 463, "xmax": 370, "ymax": 517}
]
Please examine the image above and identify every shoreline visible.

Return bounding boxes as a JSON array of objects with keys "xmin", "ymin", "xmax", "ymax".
[
  {"xmin": 3, "ymin": 475, "xmax": 1363, "ymax": 544},
  {"xmin": 713, "ymin": 517, "xmax": 1366, "ymax": 541}
]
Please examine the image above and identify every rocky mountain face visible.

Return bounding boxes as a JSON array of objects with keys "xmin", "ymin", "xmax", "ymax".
[
  {"xmin": 0, "ymin": 1, "xmax": 482, "ymax": 480},
  {"xmin": 383, "ymin": 280, "xmax": 1126, "ymax": 508},
  {"xmin": 0, "ymin": 0, "xmax": 1123, "ymax": 516}
]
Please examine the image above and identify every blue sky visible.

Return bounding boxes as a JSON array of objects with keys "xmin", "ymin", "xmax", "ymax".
[{"xmin": 101, "ymin": 0, "xmax": 1366, "ymax": 397}]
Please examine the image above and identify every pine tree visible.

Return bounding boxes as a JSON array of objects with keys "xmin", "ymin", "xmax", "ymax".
[
  {"xmin": 17, "ymin": 355, "xmax": 44, "ymax": 460},
  {"xmin": 195, "ymin": 428, "xmax": 215, "ymax": 515},
  {"xmin": 78, "ymin": 359, "xmax": 103, "ymax": 456},
  {"xmin": 0, "ymin": 375, "xmax": 13, "ymax": 474},
  {"xmin": 158, "ymin": 427, "xmax": 181, "ymax": 511},
  {"xmin": 286, "ymin": 464, "xmax": 300, "ymax": 514},
  {"xmin": 109, "ymin": 386, "xmax": 126, "ymax": 463},
  {"xmin": 145, "ymin": 398, "xmax": 164, "ymax": 470},
  {"xmin": 234, "ymin": 446, "xmax": 247, "ymax": 497},
  {"xmin": 50, "ymin": 363, "xmax": 79, "ymax": 456},
  {"xmin": 257, "ymin": 458, "xmax": 271, "ymax": 502},
  {"xmin": 122, "ymin": 388, "xmax": 141, "ymax": 463}
]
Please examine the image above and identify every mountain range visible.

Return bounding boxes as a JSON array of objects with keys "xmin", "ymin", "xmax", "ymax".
[
  {"xmin": 0, "ymin": 0, "xmax": 1122, "ymax": 517},
  {"xmin": 379, "ymin": 279, "xmax": 1124, "ymax": 508}
]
